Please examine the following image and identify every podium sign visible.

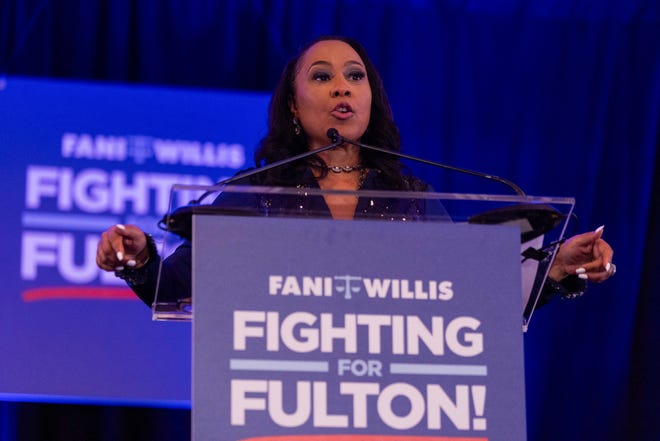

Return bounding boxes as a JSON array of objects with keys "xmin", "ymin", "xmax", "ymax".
[{"xmin": 192, "ymin": 214, "xmax": 526, "ymax": 440}]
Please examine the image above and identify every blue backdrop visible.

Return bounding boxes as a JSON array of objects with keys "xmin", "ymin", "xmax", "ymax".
[
  {"xmin": 1, "ymin": 0, "xmax": 659, "ymax": 440},
  {"xmin": 0, "ymin": 77, "xmax": 272, "ymax": 406}
]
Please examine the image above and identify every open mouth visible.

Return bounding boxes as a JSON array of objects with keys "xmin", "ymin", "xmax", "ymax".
[{"xmin": 332, "ymin": 103, "xmax": 354, "ymax": 117}]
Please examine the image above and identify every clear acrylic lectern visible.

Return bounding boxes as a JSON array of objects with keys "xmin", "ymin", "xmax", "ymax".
[{"xmin": 151, "ymin": 184, "xmax": 575, "ymax": 332}]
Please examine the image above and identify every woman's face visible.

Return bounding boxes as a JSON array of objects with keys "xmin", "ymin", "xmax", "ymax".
[{"xmin": 290, "ymin": 40, "xmax": 372, "ymax": 150}]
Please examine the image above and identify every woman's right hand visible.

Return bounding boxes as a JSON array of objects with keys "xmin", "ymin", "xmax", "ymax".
[{"xmin": 96, "ymin": 224, "xmax": 150, "ymax": 271}]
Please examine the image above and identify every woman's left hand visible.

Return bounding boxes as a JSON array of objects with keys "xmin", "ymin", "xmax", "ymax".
[{"xmin": 549, "ymin": 226, "xmax": 615, "ymax": 282}]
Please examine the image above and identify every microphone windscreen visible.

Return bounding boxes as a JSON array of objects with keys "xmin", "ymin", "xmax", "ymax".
[{"xmin": 326, "ymin": 128, "xmax": 340, "ymax": 143}]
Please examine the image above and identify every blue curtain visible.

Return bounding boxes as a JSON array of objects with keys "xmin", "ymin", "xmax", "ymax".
[{"xmin": 2, "ymin": 0, "xmax": 659, "ymax": 440}]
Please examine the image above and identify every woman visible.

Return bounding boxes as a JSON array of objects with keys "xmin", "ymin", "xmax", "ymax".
[{"xmin": 95, "ymin": 36, "xmax": 615, "ymax": 306}]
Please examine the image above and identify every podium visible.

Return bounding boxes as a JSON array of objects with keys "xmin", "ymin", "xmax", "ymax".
[{"xmin": 154, "ymin": 185, "xmax": 575, "ymax": 441}]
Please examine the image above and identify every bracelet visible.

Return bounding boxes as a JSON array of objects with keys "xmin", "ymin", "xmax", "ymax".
[
  {"xmin": 114, "ymin": 234, "xmax": 158, "ymax": 286},
  {"xmin": 544, "ymin": 275, "xmax": 587, "ymax": 300}
]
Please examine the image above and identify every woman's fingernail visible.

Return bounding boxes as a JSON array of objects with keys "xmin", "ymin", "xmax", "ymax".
[
  {"xmin": 578, "ymin": 273, "xmax": 589, "ymax": 280},
  {"xmin": 116, "ymin": 251, "xmax": 123, "ymax": 261},
  {"xmin": 116, "ymin": 224, "xmax": 126, "ymax": 230},
  {"xmin": 606, "ymin": 262, "xmax": 611, "ymax": 272},
  {"xmin": 595, "ymin": 225, "xmax": 605, "ymax": 233},
  {"xmin": 576, "ymin": 267, "xmax": 586, "ymax": 274},
  {"xmin": 115, "ymin": 266, "xmax": 124, "ymax": 271},
  {"xmin": 127, "ymin": 259, "xmax": 137, "ymax": 267}
]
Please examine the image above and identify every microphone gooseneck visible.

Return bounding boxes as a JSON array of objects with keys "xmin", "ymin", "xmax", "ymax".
[
  {"xmin": 324, "ymin": 129, "xmax": 568, "ymax": 244},
  {"xmin": 326, "ymin": 128, "xmax": 526, "ymax": 196},
  {"xmin": 161, "ymin": 128, "xmax": 537, "ymax": 239},
  {"xmin": 191, "ymin": 136, "xmax": 344, "ymax": 205},
  {"xmin": 159, "ymin": 136, "xmax": 344, "ymax": 237}
]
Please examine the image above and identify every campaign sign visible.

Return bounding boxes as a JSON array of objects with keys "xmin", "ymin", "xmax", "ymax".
[
  {"xmin": 193, "ymin": 215, "xmax": 526, "ymax": 440},
  {"xmin": 0, "ymin": 77, "xmax": 268, "ymax": 404}
]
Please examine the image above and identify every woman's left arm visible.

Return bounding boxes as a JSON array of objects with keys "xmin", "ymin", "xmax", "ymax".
[{"xmin": 549, "ymin": 225, "xmax": 615, "ymax": 283}]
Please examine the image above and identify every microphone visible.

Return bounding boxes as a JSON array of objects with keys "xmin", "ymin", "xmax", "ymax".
[
  {"xmin": 159, "ymin": 137, "xmax": 344, "ymax": 238},
  {"xmin": 192, "ymin": 136, "xmax": 344, "ymax": 205},
  {"xmin": 326, "ymin": 128, "xmax": 563, "ymax": 242},
  {"xmin": 326, "ymin": 128, "xmax": 526, "ymax": 196}
]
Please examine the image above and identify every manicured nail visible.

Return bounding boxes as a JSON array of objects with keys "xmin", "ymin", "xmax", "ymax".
[
  {"xmin": 606, "ymin": 262, "xmax": 611, "ymax": 272},
  {"xmin": 127, "ymin": 259, "xmax": 136, "ymax": 267},
  {"xmin": 115, "ymin": 266, "xmax": 124, "ymax": 271},
  {"xmin": 116, "ymin": 224, "xmax": 126, "ymax": 230},
  {"xmin": 594, "ymin": 225, "xmax": 605, "ymax": 233},
  {"xmin": 578, "ymin": 273, "xmax": 588, "ymax": 280},
  {"xmin": 116, "ymin": 251, "xmax": 123, "ymax": 261},
  {"xmin": 576, "ymin": 267, "xmax": 586, "ymax": 274}
]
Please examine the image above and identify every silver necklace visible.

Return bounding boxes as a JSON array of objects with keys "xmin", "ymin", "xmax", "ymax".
[{"xmin": 325, "ymin": 164, "xmax": 364, "ymax": 173}]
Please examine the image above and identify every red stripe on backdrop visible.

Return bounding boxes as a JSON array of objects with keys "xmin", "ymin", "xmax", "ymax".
[
  {"xmin": 22, "ymin": 286, "xmax": 138, "ymax": 302},
  {"xmin": 240, "ymin": 436, "xmax": 488, "ymax": 441}
]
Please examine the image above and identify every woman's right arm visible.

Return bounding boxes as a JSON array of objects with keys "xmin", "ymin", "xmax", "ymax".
[
  {"xmin": 96, "ymin": 224, "xmax": 149, "ymax": 271},
  {"xmin": 96, "ymin": 224, "xmax": 191, "ymax": 306}
]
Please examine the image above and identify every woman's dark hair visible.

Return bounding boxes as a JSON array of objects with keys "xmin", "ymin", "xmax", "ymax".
[{"xmin": 254, "ymin": 35, "xmax": 408, "ymax": 188}]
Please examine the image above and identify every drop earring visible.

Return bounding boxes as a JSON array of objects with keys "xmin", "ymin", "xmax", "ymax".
[{"xmin": 293, "ymin": 117, "xmax": 302, "ymax": 135}]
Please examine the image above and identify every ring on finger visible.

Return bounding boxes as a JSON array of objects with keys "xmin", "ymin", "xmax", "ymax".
[{"xmin": 606, "ymin": 262, "xmax": 617, "ymax": 276}]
